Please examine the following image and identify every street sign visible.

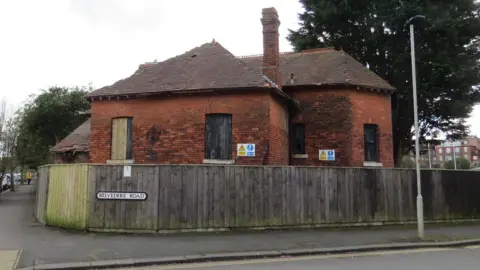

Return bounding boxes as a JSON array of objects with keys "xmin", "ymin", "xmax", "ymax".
[
  {"xmin": 319, "ymin": 149, "xmax": 335, "ymax": 161},
  {"xmin": 237, "ymin": 144, "xmax": 255, "ymax": 157},
  {"xmin": 96, "ymin": 192, "xmax": 147, "ymax": 201}
]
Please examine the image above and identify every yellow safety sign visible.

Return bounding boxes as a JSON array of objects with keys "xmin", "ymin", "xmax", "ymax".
[
  {"xmin": 238, "ymin": 145, "xmax": 246, "ymax": 156},
  {"xmin": 319, "ymin": 150, "xmax": 327, "ymax": 161}
]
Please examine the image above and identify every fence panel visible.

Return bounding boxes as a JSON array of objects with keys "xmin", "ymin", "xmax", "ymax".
[
  {"xmin": 45, "ymin": 164, "xmax": 90, "ymax": 229},
  {"xmin": 89, "ymin": 165, "xmax": 159, "ymax": 231}
]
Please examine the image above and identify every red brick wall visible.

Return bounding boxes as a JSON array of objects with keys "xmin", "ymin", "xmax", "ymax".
[
  {"xmin": 90, "ymin": 92, "xmax": 273, "ymax": 165},
  {"xmin": 284, "ymin": 87, "xmax": 393, "ymax": 168},
  {"xmin": 350, "ymin": 90, "xmax": 394, "ymax": 167},
  {"xmin": 286, "ymin": 89, "xmax": 353, "ymax": 166},
  {"xmin": 268, "ymin": 96, "xmax": 289, "ymax": 165},
  {"xmin": 89, "ymin": 88, "xmax": 393, "ymax": 167}
]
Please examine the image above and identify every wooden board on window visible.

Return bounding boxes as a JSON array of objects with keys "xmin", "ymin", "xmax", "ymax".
[
  {"xmin": 205, "ymin": 114, "xmax": 232, "ymax": 160},
  {"xmin": 111, "ymin": 118, "xmax": 127, "ymax": 160}
]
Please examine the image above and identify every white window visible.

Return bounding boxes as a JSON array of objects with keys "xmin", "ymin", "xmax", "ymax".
[
  {"xmin": 439, "ymin": 148, "xmax": 443, "ymax": 153},
  {"xmin": 455, "ymin": 147, "xmax": 460, "ymax": 153},
  {"xmin": 446, "ymin": 148, "xmax": 451, "ymax": 153},
  {"xmin": 446, "ymin": 156, "xmax": 452, "ymax": 161},
  {"xmin": 464, "ymin": 147, "xmax": 469, "ymax": 152},
  {"xmin": 439, "ymin": 156, "xmax": 443, "ymax": 161},
  {"xmin": 464, "ymin": 155, "xmax": 469, "ymax": 159},
  {"xmin": 474, "ymin": 156, "xmax": 478, "ymax": 161},
  {"xmin": 432, "ymin": 157, "xmax": 436, "ymax": 161}
]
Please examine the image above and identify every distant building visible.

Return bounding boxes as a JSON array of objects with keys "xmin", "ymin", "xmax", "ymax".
[{"xmin": 434, "ymin": 136, "xmax": 480, "ymax": 167}]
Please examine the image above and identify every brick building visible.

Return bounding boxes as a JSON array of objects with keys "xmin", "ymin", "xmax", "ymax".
[
  {"xmin": 52, "ymin": 7, "xmax": 395, "ymax": 167},
  {"xmin": 434, "ymin": 136, "xmax": 480, "ymax": 167}
]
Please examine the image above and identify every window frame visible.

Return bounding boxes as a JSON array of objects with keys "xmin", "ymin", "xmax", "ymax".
[
  {"xmin": 363, "ymin": 124, "xmax": 379, "ymax": 162},
  {"xmin": 291, "ymin": 123, "xmax": 306, "ymax": 155},
  {"xmin": 125, "ymin": 118, "xmax": 133, "ymax": 160}
]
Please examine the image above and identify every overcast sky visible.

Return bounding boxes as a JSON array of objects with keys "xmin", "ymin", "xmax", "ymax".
[{"xmin": 0, "ymin": 0, "xmax": 479, "ymax": 136}]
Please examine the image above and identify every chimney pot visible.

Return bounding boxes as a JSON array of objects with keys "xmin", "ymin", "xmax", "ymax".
[{"xmin": 261, "ymin": 7, "xmax": 281, "ymax": 87}]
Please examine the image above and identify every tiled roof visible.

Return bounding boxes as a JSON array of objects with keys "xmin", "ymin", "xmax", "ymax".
[
  {"xmin": 88, "ymin": 44, "xmax": 393, "ymax": 98},
  {"xmin": 50, "ymin": 119, "xmax": 91, "ymax": 153},
  {"xmin": 239, "ymin": 48, "xmax": 394, "ymax": 91},
  {"xmin": 88, "ymin": 42, "xmax": 272, "ymax": 97}
]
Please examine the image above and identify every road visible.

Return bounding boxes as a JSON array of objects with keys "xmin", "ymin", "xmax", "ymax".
[
  {"xmin": 120, "ymin": 246, "xmax": 480, "ymax": 270},
  {"xmin": 2, "ymin": 184, "xmax": 480, "ymax": 269}
]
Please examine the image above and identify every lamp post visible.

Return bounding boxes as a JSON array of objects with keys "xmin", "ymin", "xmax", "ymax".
[
  {"xmin": 453, "ymin": 141, "xmax": 457, "ymax": 170},
  {"xmin": 427, "ymin": 142, "xmax": 432, "ymax": 169},
  {"xmin": 406, "ymin": 15, "xmax": 426, "ymax": 239}
]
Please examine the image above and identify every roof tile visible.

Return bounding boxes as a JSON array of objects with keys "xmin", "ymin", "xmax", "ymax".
[
  {"xmin": 240, "ymin": 49, "xmax": 394, "ymax": 90},
  {"xmin": 88, "ymin": 42, "xmax": 271, "ymax": 97},
  {"xmin": 50, "ymin": 119, "xmax": 91, "ymax": 153}
]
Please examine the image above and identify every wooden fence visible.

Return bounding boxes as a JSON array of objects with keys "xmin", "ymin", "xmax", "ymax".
[{"xmin": 36, "ymin": 164, "xmax": 480, "ymax": 232}]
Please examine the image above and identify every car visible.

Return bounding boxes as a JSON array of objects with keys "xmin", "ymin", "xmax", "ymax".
[{"xmin": 2, "ymin": 176, "xmax": 11, "ymax": 190}]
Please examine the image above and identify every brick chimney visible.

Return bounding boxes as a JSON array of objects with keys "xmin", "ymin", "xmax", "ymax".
[{"xmin": 261, "ymin": 7, "xmax": 281, "ymax": 86}]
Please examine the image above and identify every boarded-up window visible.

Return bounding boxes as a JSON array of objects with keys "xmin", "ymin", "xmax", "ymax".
[
  {"xmin": 111, "ymin": 118, "xmax": 133, "ymax": 160},
  {"xmin": 205, "ymin": 114, "xmax": 232, "ymax": 160},
  {"xmin": 364, "ymin": 124, "xmax": 378, "ymax": 162}
]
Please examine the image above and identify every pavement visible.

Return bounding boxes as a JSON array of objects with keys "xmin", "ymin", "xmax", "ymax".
[{"xmin": 1, "ymin": 184, "xmax": 480, "ymax": 270}]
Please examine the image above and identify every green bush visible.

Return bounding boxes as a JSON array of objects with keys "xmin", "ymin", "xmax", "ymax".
[{"xmin": 444, "ymin": 157, "xmax": 470, "ymax": 170}]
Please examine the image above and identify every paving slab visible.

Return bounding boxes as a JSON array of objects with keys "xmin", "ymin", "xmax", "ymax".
[{"xmin": 0, "ymin": 250, "xmax": 20, "ymax": 270}]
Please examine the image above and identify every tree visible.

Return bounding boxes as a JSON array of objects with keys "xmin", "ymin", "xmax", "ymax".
[
  {"xmin": 0, "ymin": 117, "xmax": 19, "ymax": 191},
  {"xmin": 16, "ymin": 86, "xmax": 90, "ymax": 168},
  {"xmin": 399, "ymin": 155, "xmax": 415, "ymax": 168},
  {"xmin": 444, "ymin": 157, "xmax": 471, "ymax": 169},
  {"xmin": 288, "ymin": 0, "xmax": 480, "ymax": 165}
]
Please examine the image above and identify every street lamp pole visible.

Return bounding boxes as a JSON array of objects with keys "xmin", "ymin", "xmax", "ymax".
[
  {"xmin": 427, "ymin": 142, "xmax": 432, "ymax": 169},
  {"xmin": 453, "ymin": 141, "xmax": 457, "ymax": 170},
  {"xmin": 407, "ymin": 15, "xmax": 425, "ymax": 239}
]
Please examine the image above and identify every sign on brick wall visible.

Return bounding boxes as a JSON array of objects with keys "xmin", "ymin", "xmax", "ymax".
[
  {"xmin": 237, "ymin": 144, "xmax": 255, "ymax": 157},
  {"xmin": 319, "ymin": 150, "xmax": 335, "ymax": 161}
]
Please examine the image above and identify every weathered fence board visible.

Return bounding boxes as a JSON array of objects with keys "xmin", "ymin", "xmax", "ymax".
[{"xmin": 35, "ymin": 166, "xmax": 50, "ymax": 224}]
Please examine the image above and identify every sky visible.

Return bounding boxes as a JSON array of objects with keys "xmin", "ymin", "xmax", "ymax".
[{"xmin": 0, "ymin": 0, "xmax": 479, "ymax": 136}]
